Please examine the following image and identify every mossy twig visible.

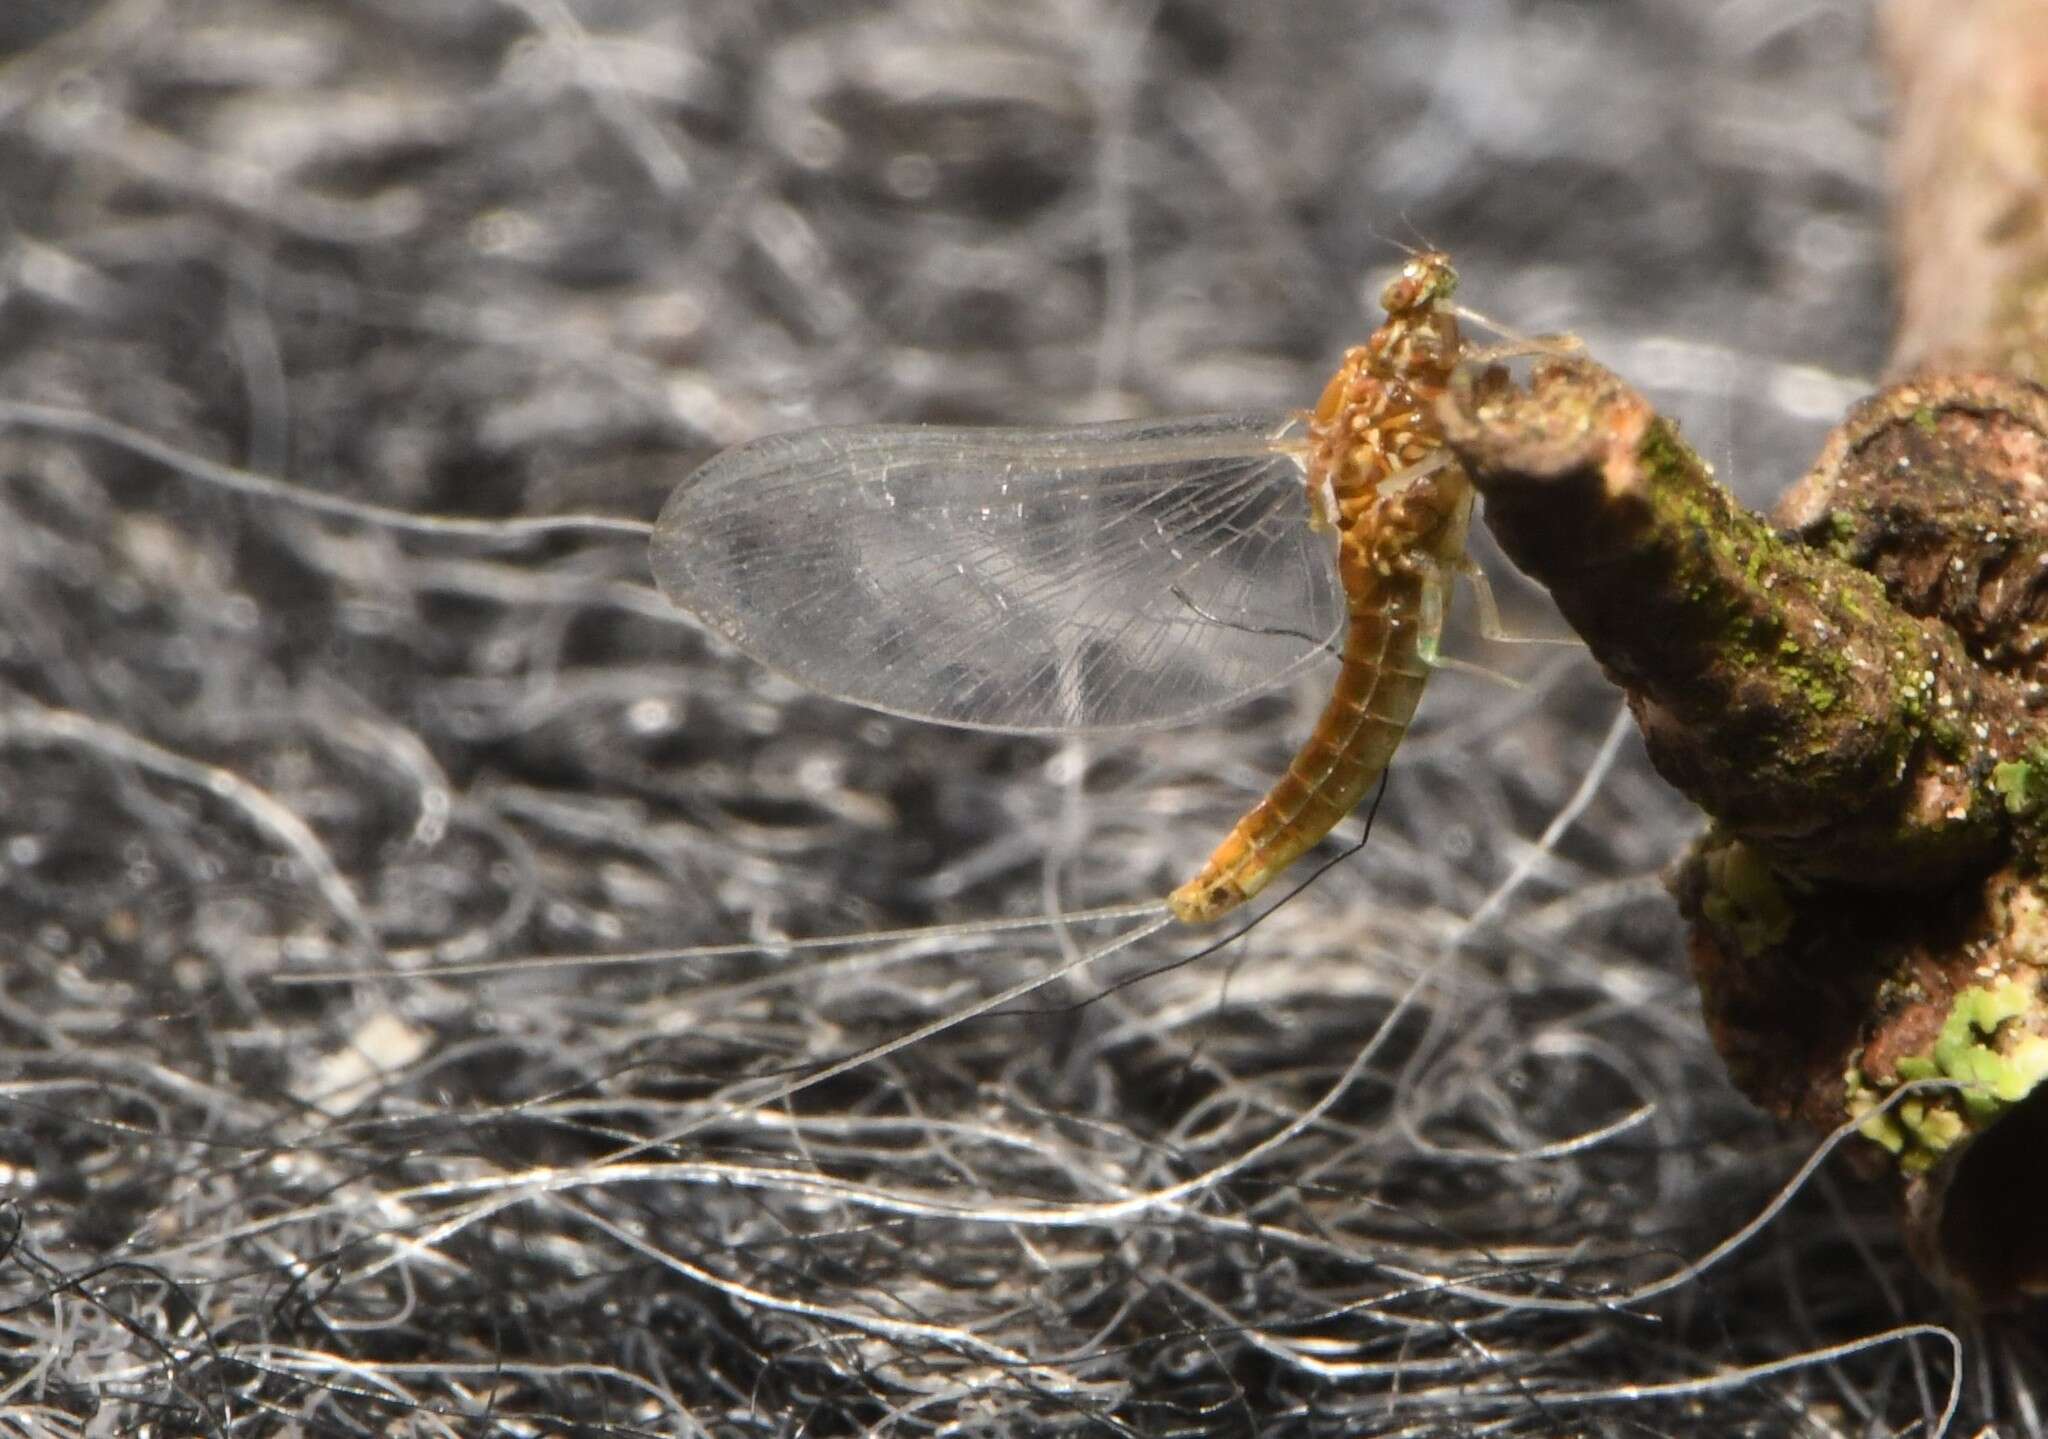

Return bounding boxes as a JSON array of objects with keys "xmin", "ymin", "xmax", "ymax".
[
  {"xmin": 1442, "ymin": 355, "xmax": 2048, "ymax": 1310},
  {"xmin": 1442, "ymin": 358, "xmax": 2027, "ymax": 888}
]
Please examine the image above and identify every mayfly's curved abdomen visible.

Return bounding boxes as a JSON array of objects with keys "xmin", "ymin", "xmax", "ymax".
[
  {"xmin": 1169, "ymin": 251, "xmax": 1473, "ymax": 924},
  {"xmin": 1167, "ymin": 565, "xmax": 1442, "ymax": 922}
]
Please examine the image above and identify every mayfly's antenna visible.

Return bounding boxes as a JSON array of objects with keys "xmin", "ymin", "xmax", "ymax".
[
  {"xmin": 1396, "ymin": 211, "xmax": 1441, "ymax": 257},
  {"xmin": 1364, "ymin": 219, "xmax": 1432, "ymax": 262}
]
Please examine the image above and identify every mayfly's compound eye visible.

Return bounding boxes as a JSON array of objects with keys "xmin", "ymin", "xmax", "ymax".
[{"xmin": 1377, "ymin": 252, "xmax": 1457, "ymax": 317}]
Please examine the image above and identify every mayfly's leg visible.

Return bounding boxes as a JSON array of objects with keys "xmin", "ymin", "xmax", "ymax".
[
  {"xmin": 1416, "ymin": 557, "xmax": 1525, "ymax": 689},
  {"xmin": 1311, "ymin": 468, "xmax": 1341, "ymax": 531},
  {"xmin": 1417, "ymin": 557, "xmax": 1450, "ymax": 668},
  {"xmin": 1453, "ymin": 304, "xmax": 1585, "ymax": 363},
  {"xmin": 1373, "ymin": 448, "xmax": 1453, "ymax": 499},
  {"xmin": 1462, "ymin": 335, "xmax": 1585, "ymax": 365},
  {"xmin": 1458, "ymin": 557, "xmax": 1582, "ymax": 647}
]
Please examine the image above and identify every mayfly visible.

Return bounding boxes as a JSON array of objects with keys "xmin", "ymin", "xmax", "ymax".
[{"xmin": 652, "ymin": 253, "xmax": 1487, "ymax": 925}]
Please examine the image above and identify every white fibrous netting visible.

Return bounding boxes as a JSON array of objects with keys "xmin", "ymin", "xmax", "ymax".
[{"xmin": 0, "ymin": 2, "xmax": 2014, "ymax": 1434}]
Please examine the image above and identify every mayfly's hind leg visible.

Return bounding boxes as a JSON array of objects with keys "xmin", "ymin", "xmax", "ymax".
[
  {"xmin": 1417, "ymin": 558, "xmax": 1450, "ymax": 668},
  {"xmin": 1458, "ymin": 557, "xmax": 1582, "ymax": 648},
  {"xmin": 1416, "ymin": 556, "xmax": 1526, "ymax": 690}
]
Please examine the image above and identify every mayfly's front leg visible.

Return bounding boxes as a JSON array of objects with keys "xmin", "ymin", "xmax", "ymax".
[{"xmin": 1453, "ymin": 305, "xmax": 1585, "ymax": 364}]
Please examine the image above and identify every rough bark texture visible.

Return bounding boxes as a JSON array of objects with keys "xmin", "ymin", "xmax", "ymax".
[
  {"xmin": 1444, "ymin": 361, "xmax": 2023, "ymax": 889},
  {"xmin": 1435, "ymin": 0, "xmax": 2048, "ymax": 1310}
]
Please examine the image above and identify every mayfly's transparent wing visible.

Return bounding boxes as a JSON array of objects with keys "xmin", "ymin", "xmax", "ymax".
[{"xmin": 649, "ymin": 412, "xmax": 1341, "ymax": 733}]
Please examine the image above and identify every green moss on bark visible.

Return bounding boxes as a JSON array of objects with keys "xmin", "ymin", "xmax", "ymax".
[{"xmin": 1445, "ymin": 361, "xmax": 2013, "ymax": 891}]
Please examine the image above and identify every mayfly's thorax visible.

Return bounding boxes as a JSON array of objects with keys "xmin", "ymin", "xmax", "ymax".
[
  {"xmin": 1366, "ymin": 309, "xmax": 1461, "ymax": 395},
  {"xmin": 1306, "ymin": 308, "xmax": 1462, "ymax": 513}
]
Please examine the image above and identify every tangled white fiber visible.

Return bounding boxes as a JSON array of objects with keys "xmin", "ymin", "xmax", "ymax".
[{"xmin": 0, "ymin": 1, "xmax": 2025, "ymax": 1434}]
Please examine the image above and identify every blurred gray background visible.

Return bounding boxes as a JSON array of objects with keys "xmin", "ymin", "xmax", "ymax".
[{"xmin": 3, "ymin": 2, "xmax": 2008, "ymax": 1436}]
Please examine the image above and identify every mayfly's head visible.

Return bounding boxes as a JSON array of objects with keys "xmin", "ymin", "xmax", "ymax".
[{"xmin": 1379, "ymin": 252, "xmax": 1458, "ymax": 317}]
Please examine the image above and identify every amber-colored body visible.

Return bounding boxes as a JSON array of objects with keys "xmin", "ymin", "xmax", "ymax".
[{"xmin": 1168, "ymin": 254, "xmax": 1471, "ymax": 923}]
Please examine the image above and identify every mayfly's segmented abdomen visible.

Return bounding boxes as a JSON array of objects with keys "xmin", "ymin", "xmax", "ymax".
[
  {"xmin": 1168, "ymin": 249, "xmax": 1469, "ymax": 925},
  {"xmin": 1167, "ymin": 574, "xmax": 1430, "ymax": 924}
]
